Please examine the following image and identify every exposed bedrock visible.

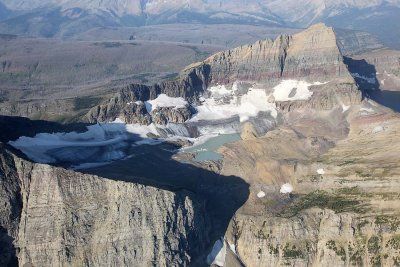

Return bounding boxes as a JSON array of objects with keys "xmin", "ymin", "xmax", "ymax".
[{"xmin": 0, "ymin": 143, "xmax": 223, "ymax": 266}]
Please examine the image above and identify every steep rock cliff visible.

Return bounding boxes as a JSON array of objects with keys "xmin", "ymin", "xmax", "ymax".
[
  {"xmin": 0, "ymin": 144, "xmax": 210, "ymax": 266},
  {"xmin": 183, "ymin": 23, "xmax": 354, "ymax": 85}
]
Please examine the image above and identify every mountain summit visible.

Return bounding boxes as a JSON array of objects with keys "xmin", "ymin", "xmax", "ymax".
[{"xmin": 185, "ymin": 23, "xmax": 353, "ymax": 84}]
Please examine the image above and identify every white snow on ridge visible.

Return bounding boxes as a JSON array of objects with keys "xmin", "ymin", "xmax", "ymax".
[
  {"xmin": 145, "ymin": 94, "xmax": 188, "ymax": 113},
  {"xmin": 280, "ymin": 183, "xmax": 293, "ymax": 194},
  {"xmin": 273, "ymin": 80, "xmax": 327, "ymax": 102}
]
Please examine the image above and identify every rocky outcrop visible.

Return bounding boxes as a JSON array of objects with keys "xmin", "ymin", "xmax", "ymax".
[
  {"xmin": 0, "ymin": 144, "xmax": 210, "ymax": 266},
  {"xmin": 86, "ymin": 65, "xmax": 210, "ymax": 124},
  {"xmin": 151, "ymin": 106, "xmax": 192, "ymax": 125}
]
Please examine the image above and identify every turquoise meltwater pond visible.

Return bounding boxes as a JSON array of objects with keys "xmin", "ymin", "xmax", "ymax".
[{"xmin": 182, "ymin": 133, "xmax": 241, "ymax": 162}]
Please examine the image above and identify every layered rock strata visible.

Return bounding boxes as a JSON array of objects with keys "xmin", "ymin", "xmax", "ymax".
[{"xmin": 0, "ymin": 144, "xmax": 210, "ymax": 266}]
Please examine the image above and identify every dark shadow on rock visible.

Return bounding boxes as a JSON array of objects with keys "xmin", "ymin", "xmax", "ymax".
[
  {"xmin": 365, "ymin": 90, "xmax": 400, "ymax": 112},
  {"xmin": 344, "ymin": 56, "xmax": 400, "ymax": 112},
  {"xmin": 1, "ymin": 115, "xmax": 250, "ymax": 264},
  {"xmin": 0, "ymin": 226, "xmax": 18, "ymax": 267},
  {"xmin": 80, "ymin": 141, "xmax": 250, "ymax": 263},
  {"xmin": 343, "ymin": 56, "xmax": 380, "ymax": 91},
  {"xmin": 0, "ymin": 115, "xmax": 90, "ymax": 143}
]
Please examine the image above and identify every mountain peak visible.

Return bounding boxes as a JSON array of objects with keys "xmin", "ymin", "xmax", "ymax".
[{"xmin": 184, "ymin": 23, "xmax": 352, "ymax": 85}]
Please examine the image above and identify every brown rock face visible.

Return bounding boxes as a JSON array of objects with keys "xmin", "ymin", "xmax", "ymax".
[
  {"xmin": 184, "ymin": 23, "xmax": 354, "ymax": 86},
  {"xmin": 218, "ymin": 104, "xmax": 400, "ymax": 267},
  {"xmin": 151, "ymin": 106, "xmax": 192, "ymax": 124},
  {"xmin": 0, "ymin": 144, "xmax": 210, "ymax": 266}
]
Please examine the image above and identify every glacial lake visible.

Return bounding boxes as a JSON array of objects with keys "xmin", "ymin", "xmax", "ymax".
[{"xmin": 181, "ymin": 133, "xmax": 241, "ymax": 162}]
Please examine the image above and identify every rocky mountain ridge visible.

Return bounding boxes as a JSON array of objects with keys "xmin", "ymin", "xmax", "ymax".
[
  {"xmin": 1, "ymin": 0, "xmax": 400, "ymax": 48},
  {"xmin": 86, "ymin": 23, "xmax": 361, "ymax": 125}
]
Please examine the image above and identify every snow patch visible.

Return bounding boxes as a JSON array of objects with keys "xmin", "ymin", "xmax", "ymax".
[
  {"xmin": 257, "ymin": 191, "xmax": 266, "ymax": 198},
  {"xmin": 273, "ymin": 80, "xmax": 327, "ymax": 101},
  {"xmin": 341, "ymin": 104, "xmax": 350, "ymax": 112},
  {"xmin": 145, "ymin": 94, "xmax": 188, "ymax": 113},
  {"xmin": 206, "ymin": 238, "xmax": 226, "ymax": 267},
  {"xmin": 317, "ymin": 168, "xmax": 325, "ymax": 175},
  {"xmin": 372, "ymin": 125, "xmax": 384, "ymax": 134},
  {"xmin": 280, "ymin": 183, "xmax": 293, "ymax": 194}
]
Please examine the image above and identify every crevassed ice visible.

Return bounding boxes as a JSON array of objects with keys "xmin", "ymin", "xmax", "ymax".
[
  {"xmin": 8, "ymin": 120, "xmax": 160, "ymax": 164},
  {"xmin": 192, "ymin": 84, "xmax": 277, "ymax": 122}
]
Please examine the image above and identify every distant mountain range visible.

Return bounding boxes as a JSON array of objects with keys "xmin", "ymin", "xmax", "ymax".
[{"xmin": 0, "ymin": 0, "xmax": 399, "ymax": 48}]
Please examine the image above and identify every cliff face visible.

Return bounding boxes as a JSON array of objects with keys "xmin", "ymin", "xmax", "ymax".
[
  {"xmin": 232, "ymin": 209, "xmax": 400, "ymax": 267},
  {"xmin": 184, "ymin": 23, "xmax": 354, "ymax": 85},
  {"xmin": 0, "ymin": 144, "xmax": 210, "ymax": 266}
]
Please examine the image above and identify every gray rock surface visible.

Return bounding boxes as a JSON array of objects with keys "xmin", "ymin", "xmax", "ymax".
[
  {"xmin": 86, "ymin": 65, "xmax": 210, "ymax": 124},
  {"xmin": 0, "ymin": 144, "xmax": 210, "ymax": 266}
]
